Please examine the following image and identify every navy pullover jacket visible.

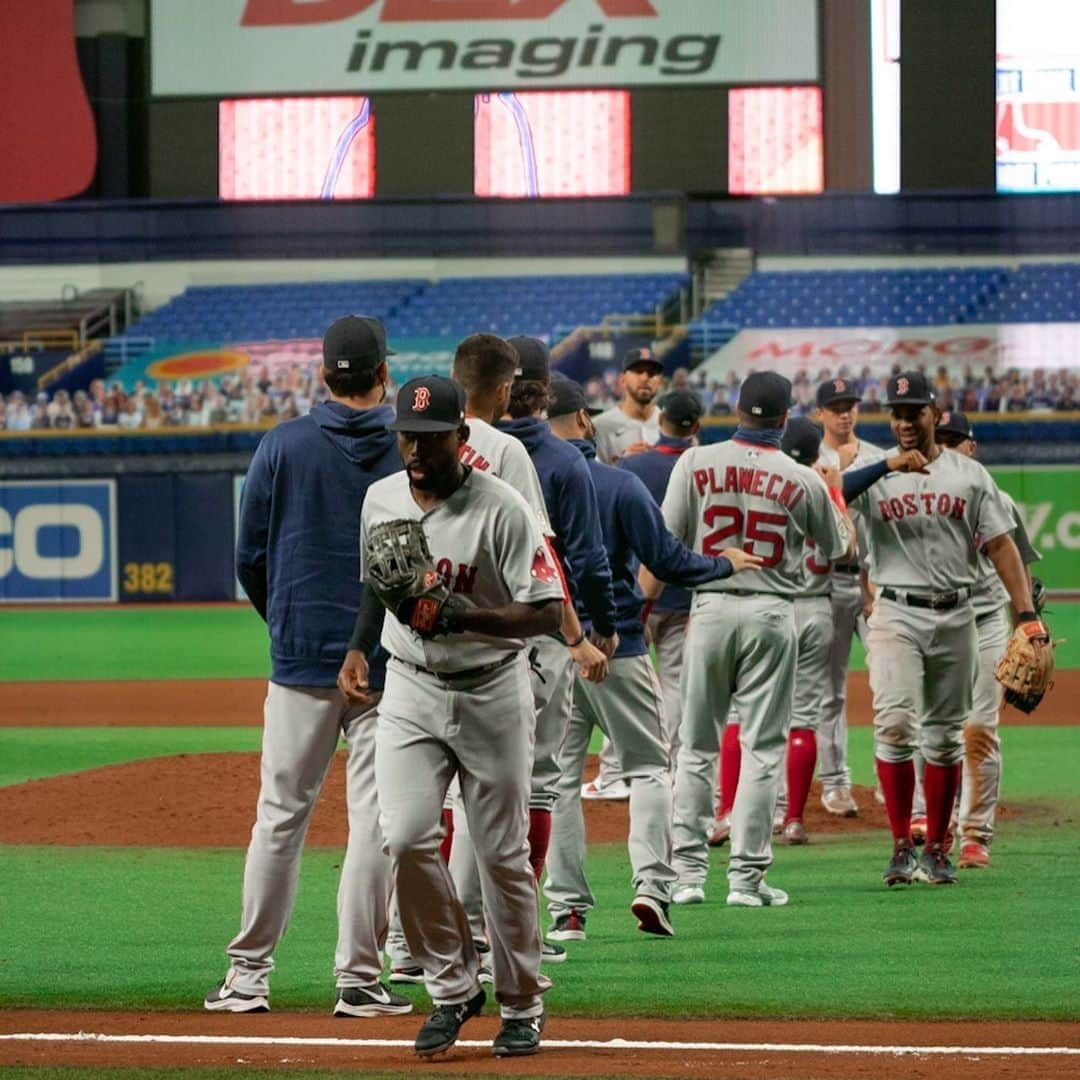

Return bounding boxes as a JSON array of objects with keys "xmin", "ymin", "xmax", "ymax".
[
  {"xmin": 568, "ymin": 438, "xmax": 732, "ymax": 657},
  {"xmin": 618, "ymin": 434, "xmax": 695, "ymax": 614},
  {"xmin": 236, "ymin": 401, "xmax": 401, "ymax": 688},
  {"xmin": 498, "ymin": 416, "xmax": 617, "ymax": 637}
]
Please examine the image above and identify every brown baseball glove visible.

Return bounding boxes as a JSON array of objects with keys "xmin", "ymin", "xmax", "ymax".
[
  {"xmin": 364, "ymin": 518, "xmax": 466, "ymax": 638},
  {"xmin": 994, "ymin": 618, "xmax": 1054, "ymax": 714}
]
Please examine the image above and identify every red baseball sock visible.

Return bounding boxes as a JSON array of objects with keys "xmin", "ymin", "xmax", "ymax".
[
  {"xmin": 785, "ymin": 727, "xmax": 817, "ymax": 824},
  {"xmin": 875, "ymin": 757, "xmax": 916, "ymax": 843},
  {"xmin": 438, "ymin": 808, "xmax": 454, "ymax": 864},
  {"xmin": 527, "ymin": 808, "xmax": 552, "ymax": 880},
  {"xmin": 719, "ymin": 723, "xmax": 741, "ymax": 817},
  {"xmin": 923, "ymin": 761, "xmax": 962, "ymax": 848}
]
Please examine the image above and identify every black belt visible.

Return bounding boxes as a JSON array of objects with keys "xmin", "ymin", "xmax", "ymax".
[
  {"xmin": 880, "ymin": 587, "xmax": 968, "ymax": 611},
  {"xmin": 391, "ymin": 652, "xmax": 517, "ymax": 683},
  {"xmin": 833, "ymin": 563, "xmax": 861, "ymax": 574}
]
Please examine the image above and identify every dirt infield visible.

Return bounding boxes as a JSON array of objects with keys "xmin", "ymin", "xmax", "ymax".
[
  {"xmin": 1, "ymin": 1011, "xmax": 1078, "ymax": 1078},
  {"xmin": 3, "ymin": 670, "xmax": 1079, "ymax": 727}
]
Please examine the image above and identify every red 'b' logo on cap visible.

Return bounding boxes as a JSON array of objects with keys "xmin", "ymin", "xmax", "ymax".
[
  {"xmin": 412, "ymin": 386, "xmax": 431, "ymax": 411},
  {"xmin": 834, "ymin": 379, "xmax": 845, "ymax": 392},
  {"xmin": 896, "ymin": 376, "xmax": 910, "ymax": 395}
]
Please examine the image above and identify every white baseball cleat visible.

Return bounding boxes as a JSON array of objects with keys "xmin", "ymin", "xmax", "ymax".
[
  {"xmin": 706, "ymin": 814, "xmax": 731, "ymax": 847},
  {"xmin": 821, "ymin": 787, "xmax": 859, "ymax": 817},
  {"xmin": 671, "ymin": 883, "xmax": 705, "ymax": 905},
  {"xmin": 726, "ymin": 882, "xmax": 789, "ymax": 908},
  {"xmin": 581, "ymin": 777, "xmax": 631, "ymax": 801}
]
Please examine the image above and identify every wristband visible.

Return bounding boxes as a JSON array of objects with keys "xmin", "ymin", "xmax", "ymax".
[
  {"xmin": 828, "ymin": 486, "xmax": 847, "ymax": 514},
  {"xmin": 565, "ymin": 633, "xmax": 586, "ymax": 648},
  {"xmin": 1017, "ymin": 611, "xmax": 1039, "ymax": 623}
]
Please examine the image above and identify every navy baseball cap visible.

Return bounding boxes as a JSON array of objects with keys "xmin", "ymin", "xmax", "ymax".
[
  {"xmin": 660, "ymin": 389, "xmax": 703, "ymax": 429},
  {"xmin": 624, "ymin": 346, "xmax": 663, "ymax": 372},
  {"xmin": 547, "ymin": 375, "xmax": 597, "ymax": 419},
  {"xmin": 738, "ymin": 372, "xmax": 792, "ymax": 420},
  {"xmin": 323, "ymin": 315, "xmax": 394, "ymax": 373},
  {"xmin": 937, "ymin": 410, "xmax": 973, "ymax": 439},
  {"xmin": 389, "ymin": 375, "xmax": 465, "ymax": 433},
  {"xmin": 886, "ymin": 370, "xmax": 935, "ymax": 406},
  {"xmin": 781, "ymin": 416, "xmax": 822, "ymax": 465},
  {"xmin": 507, "ymin": 336, "xmax": 550, "ymax": 381},
  {"xmin": 816, "ymin": 377, "xmax": 861, "ymax": 408}
]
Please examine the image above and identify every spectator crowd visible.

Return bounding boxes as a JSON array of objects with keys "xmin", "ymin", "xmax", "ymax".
[{"xmin": 2, "ymin": 360, "xmax": 1077, "ymax": 434}]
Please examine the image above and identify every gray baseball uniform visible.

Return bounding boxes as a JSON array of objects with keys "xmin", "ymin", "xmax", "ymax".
[
  {"xmin": 816, "ymin": 439, "xmax": 887, "ymax": 793},
  {"xmin": 593, "ymin": 404, "xmax": 661, "ymax": 464},
  {"xmin": 852, "ymin": 451, "xmax": 1014, "ymax": 770},
  {"xmin": 663, "ymin": 439, "xmax": 849, "ymax": 893},
  {"xmin": 362, "ymin": 467, "xmax": 564, "ymax": 1020}
]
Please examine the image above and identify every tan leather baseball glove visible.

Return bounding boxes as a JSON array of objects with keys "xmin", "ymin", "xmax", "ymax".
[{"xmin": 995, "ymin": 619, "xmax": 1054, "ymax": 714}]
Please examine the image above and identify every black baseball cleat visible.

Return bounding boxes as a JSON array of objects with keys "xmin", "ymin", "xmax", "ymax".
[
  {"xmin": 203, "ymin": 980, "xmax": 269, "ymax": 1013},
  {"xmin": 884, "ymin": 841, "xmax": 918, "ymax": 886},
  {"xmin": 333, "ymin": 982, "xmax": 413, "ymax": 1017},
  {"xmin": 915, "ymin": 843, "xmax": 959, "ymax": 885},
  {"xmin": 631, "ymin": 894, "xmax": 675, "ymax": 937},
  {"xmin": 413, "ymin": 987, "xmax": 486, "ymax": 1057},
  {"xmin": 492, "ymin": 1011, "xmax": 546, "ymax": 1057}
]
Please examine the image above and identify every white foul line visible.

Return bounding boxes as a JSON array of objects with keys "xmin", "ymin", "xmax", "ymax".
[{"xmin": 0, "ymin": 1032, "xmax": 1078, "ymax": 1056}]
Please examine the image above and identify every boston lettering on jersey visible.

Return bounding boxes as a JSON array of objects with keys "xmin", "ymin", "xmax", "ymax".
[
  {"xmin": 435, "ymin": 559, "xmax": 478, "ymax": 594},
  {"xmin": 692, "ymin": 465, "xmax": 806, "ymax": 511},
  {"xmin": 877, "ymin": 491, "xmax": 967, "ymax": 522},
  {"xmin": 459, "ymin": 444, "xmax": 491, "ymax": 471}
]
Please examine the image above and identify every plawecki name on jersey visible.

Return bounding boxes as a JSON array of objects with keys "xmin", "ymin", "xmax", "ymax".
[{"xmin": 662, "ymin": 440, "xmax": 850, "ymax": 595}]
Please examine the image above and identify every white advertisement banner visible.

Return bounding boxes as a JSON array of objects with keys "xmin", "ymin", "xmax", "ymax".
[
  {"xmin": 151, "ymin": 0, "xmax": 819, "ymax": 96},
  {"xmin": 702, "ymin": 323, "xmax": 1080, "ymax": 380}
]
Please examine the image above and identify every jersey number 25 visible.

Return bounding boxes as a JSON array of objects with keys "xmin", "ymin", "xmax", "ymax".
[{"xmin": 702, "ymin": 506, "xmax": 787, "ymax": 567}]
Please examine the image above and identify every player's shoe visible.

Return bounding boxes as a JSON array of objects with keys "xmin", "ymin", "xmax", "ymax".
[
  {"xmin": 475, "ymin": 939, "xmax": 494, "ymax": 985},
  {"xmin": 910, "ymin": 816, "xmax": 928, "ymax": 845},
  {"xmin": 781, "ymin": 819, "xmax": 809, "ymax": 845},
  {"xmin": 540, "ymin": 942, "xmax": 567, "ymax": 963},
  {"xmin": 958, "ymin": 841, "xmax": 991, "ymax": 869},
  {"xmin": 707, "ymin": 815, "xmax": 731, "ymax": 847},
  {"xmin": 821, "ymin": 786, "xmax": 859, "ymax": 817},
  {"xmin": 672, "ymin": 883, "xmax": 705, "ymax": 905},
  {"xmin": 388, "ymin": 965, "xmax": 426, "ymax": 985},
  {"xmin": 883, "ymin": 841, "xmax": 918, "ymax": 887},
  {"xmin": 414, "ymin": 987, "xmax": 486, "ymax": 1058},
  {"xmin": 771, "ymin": 805, "xmax": 786, "ymax": 835},
  {"xmin": 334, "ymin": 983, "xmax": 413, "ymax": 1017},
  {"xmin": 492, "ymin": 1011, "xmax": 545, "ymax": 1057},
  {"xmin": 548, "ymin": 909, "xmax": 586, "ymax": 941},
  {"xmin": 915, "ymin": 843, "xmax": 958, "ymax": 885},
  {"xmin": 581, "ymin": 777, "xmax": 631, "ymax": 801},
  {"xmin": 873, "ymin": 786, "xmax": 886, "ymax": 805},
  {"xmin": 203, "ymin": 980, "xmax": 269, "ymax": 1013},
  {"xmin": 726, "ymin": 882, "xmax": 789, "ymax": 908},
  {"xmin": 631, "ymin": 894, "xmax": 675, "ymax": 937}
]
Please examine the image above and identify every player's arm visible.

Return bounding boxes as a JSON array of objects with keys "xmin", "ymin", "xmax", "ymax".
[
  {"xmin": 235, "ymin": 438, "xmax": 274, "ymax": 621},
  {"xmin": 979, "ymin": 484, "xmax": 1045, "ymax": 635},
  {"xmin": 813, "ymin": 463, "xmax": 857, "ymax": 563},
  {"xmin": 841, "ymin": 449, "xmax": 929, "ymax": 503},
  {"xmin": 460, "ymin": 598, "xmax": 562, "ymax": 639},
  {"xmin": 561, "ymin": 601, "xmax": 608, "ymax": 683},
  {"xmin": 338, "ymin": 583, "xmax": 385, "ymax": 705}
]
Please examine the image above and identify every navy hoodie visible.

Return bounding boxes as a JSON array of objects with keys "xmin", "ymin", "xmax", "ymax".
[
  {"xmin": 618, "ymin": 434, "xmax": 695, "ymax": 614},
  {"xmin": 498, "ymin": 416, "xmax": 617, "ymax": 637},
  {"xmin": 568, "ymin": 439, "xmax": 732, "ymax": 657},
  {"xmin": 236, "ymin": 401, "xmax": 400, "ymax": 687}
]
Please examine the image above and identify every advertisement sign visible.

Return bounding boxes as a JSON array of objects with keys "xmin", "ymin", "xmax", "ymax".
[
  {"xmin": 702, "ymin": 323, "xmax": 1080, "ymax": 380},
  {"xmin": 991, "ymin": 466, "xmax": 1080, "ymax": 591},
  {"xmin": 151, "ymin": 0, "xmax": 819, "ymax": 96},
  {"xmin": 0, "ymin": 481, "xmax": 117, "ymax": 602}
]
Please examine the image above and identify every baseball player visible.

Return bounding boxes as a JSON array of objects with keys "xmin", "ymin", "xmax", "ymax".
[
  {"xmin": 543, "ymin": 377, "xmax": 762, "ymax": 938},
  {"xmin": 926, "ymin": 410, "xmax": 1040, "ymax": 868},
  {"xmin": 592, "ymin": 347, "xmax": 664, "ymax": 465},
  {"xmin": 498, "ymin": 338, "xmax": 619, "ymax": 891},
  {"xmin": 205, "ymin": 316, "xmax": 410, "ymax": 1018},
  {"xmin": 814, "ymin": 378, "xmax": 887, "ymax": 818},
  {"xmin": 849, "ymin": 372, "xmax": 1047, "ymax": 886},
  {"xmin": 339, "ymin": 374, "xmax": 564, "ymax": 1058},
  {"xmin": 659, "ymin": 372, "xmax": 854, "ymax": 906}
]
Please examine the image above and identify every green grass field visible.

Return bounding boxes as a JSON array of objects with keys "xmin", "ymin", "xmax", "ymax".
[{"xmin": 0, "ymin": 607, "xmax": 1077, "ymax": 1033}]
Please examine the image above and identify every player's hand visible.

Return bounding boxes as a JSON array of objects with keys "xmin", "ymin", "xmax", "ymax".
[
  {"xmin": 337, "ymin": 649, "xmax": 375, "ymax": 706},
  {"xmin": 838, "ymin": 444, "xmax": 859, "ymax": 471},
  {"xmin": 621, "ymin": 441, "xmax": 653, "ymax": 458},
  {"xmin": 591, "ymin": 631, "xmax": 620, "ymax": 658},
  {"xmin": 886, "ymin": 449, "xmax": 929, "ymax": 474},
  {"xmin": 569, "ymin": 638, "xmax": 608, "ymax": 683},
  {"xmin": 814, "ymin": 463, "xmax": 843, "ymax": 489},
  {"xmin": 722, "ymin": 548, "xmax": 765, "ymax": 573}
]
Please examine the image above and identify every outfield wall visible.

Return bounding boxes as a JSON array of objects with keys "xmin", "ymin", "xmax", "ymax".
[{"xmin": 2, "ymin": 464, "xmax": 1078, "ymax": 603}]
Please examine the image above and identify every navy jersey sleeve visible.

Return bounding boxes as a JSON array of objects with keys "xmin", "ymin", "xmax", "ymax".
[
  {"xmin": 620, "ymin": 473, "xmax": 732, "ymax": 586},
  {"xmin": 235, "ymin": 435, "xmax": 273, "ymax": 621},
  {"xmin": 553, "ymin": 453, "xmax": 617, "ymax": 636}
]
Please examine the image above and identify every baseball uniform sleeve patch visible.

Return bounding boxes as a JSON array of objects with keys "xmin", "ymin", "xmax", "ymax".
[{"xmin": 531, "ymin": 546, "xmax": 558, "ymax": 583}]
